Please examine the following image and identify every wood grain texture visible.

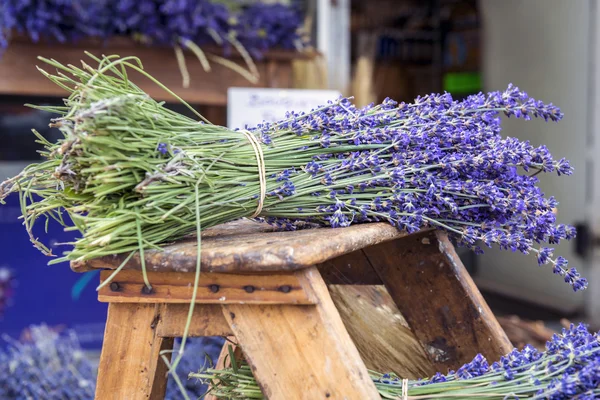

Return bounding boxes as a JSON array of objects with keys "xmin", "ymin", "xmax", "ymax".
[
  {"xmin": 98, "ymin": 269, "xmax": 317, "ymax": 305},
  {"xmin": 317, "ymin": 250, "xmax": 384, "ymax": 285},
  {"xmin": 155, "ymin": 304, "xmax": 232, "ymax": 337},
  {"xmin": 0, "ymin": 36, "xmax": 315, "ymax": 106},
  {"xmin": 73, "ymin": 219, "xmax": 408, "ymax": 274},
  {"xmin": 223, "ymin": 267, "xmax": 380, "ymax": 400},
  {"xmin": 95, "ymin": 303, "xmax": 173, "ymax": 400},
  {"xmin": 328, "ymin": 285, "xmax": 435, "ymax": 378},
  {"xmin": 363, "ymin": 230, "xmax": 513, "ymax": 371}
]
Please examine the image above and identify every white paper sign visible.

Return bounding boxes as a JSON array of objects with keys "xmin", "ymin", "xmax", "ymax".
[{"xmin": 227, "ymin": 87, "xmax": 342, "ymax": 129}]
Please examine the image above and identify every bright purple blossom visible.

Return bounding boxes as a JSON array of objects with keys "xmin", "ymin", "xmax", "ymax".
[
  {"xmin": 157, "ymin": 142, "xmax": 169, "ymax": 155},
  {"xmin": 256, "ymin": 85, "xmax": 584, "ymax": 291},
  {"xmin": 412, "ymin": 323, "xmax": 600, "ymax": 398}
]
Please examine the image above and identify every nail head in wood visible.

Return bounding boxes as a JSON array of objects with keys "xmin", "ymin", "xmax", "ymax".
[
  {"xmin": 279, "ymin": 285, "xmax": 292, "ymax": 293},
  {"xmin": 209, "ymin": 284, "xmax": 220, "ymax": 293},
  {"xmin": 141, "ymin": 285, "xmax": 154, "ymax": 295},
  {"xmin": 109, "ymin": 282, "xmax": 121, "ymax": 292},
  {"xmin": 98, "ymin": 270, "xmax": 318, "ymax": 305}
]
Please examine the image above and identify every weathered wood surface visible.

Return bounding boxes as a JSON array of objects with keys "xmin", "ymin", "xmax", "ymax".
[
  {"xmin": 155, "ymin": 304, "xmax": 232, "ymax": 337},
  {"xmin": 317, "ymin": 250, "xmax": 384, "ymax": 285},
  {"xmin": 89, "ymin": 223, "xmax": 512, "ymax": 399},
  {"xmin": 0, "ymin": 36, "xmax": 315, "ymax": 106},
  {"xmin": 98, "ymin": 269, "xmax": 318, "ymax": 305},
  {"xmin": 363, "ymin": 230, "xmax": 513, "ymax": 371},
  {"xmin": 206, "ymin": 284, "xmax": 435, "ymax": 392},
  {"xmin": 95, "ymin": 303, "xmax": 173, "ymax": 400},
  {"xmin": 72, "ymin": 219, "xmax": 407, "ymax": 273},
  {"xmin": 222, "ymin": 267, "xmax": 380, "ymax": 400},
  {"xmin": 328, "ymin": 285, "xmax": 435, "ymax": 378}
]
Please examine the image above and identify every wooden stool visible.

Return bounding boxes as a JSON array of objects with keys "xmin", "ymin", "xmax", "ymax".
[{"xmin": 73, "ymin": 220, "xmax": 512, "ymax": 400}]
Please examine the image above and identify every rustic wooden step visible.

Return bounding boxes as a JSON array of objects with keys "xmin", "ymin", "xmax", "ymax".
[{"xmin": 71, "ymin": 219, "xmax": 408, "ymax": 273}]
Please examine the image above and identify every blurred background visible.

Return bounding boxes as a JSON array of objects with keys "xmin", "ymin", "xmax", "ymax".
[{"xmin": 0, "ymin": 0, "xmax": 599, "ymax": 396}]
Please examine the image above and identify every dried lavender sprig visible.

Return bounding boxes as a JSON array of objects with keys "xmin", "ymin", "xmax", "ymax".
[{"xmin": 194, "ymin": 323, "xmax": 600, "ymax": 399}]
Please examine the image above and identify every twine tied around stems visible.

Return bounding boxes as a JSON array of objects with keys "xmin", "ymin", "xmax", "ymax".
[
  {"xmin": 402, "ymin": 378, "xmax": 408, "ymax": 400},
  {"xmin": 239, "ymin": 129, "xmax": 266, "ymax": 218}
]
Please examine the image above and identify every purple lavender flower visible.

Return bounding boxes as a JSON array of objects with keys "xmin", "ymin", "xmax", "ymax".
[
  {"xmin": 258, "ymin": 86, "xmax": 585, "ymax": 291},
  {"xmin": 416, "ymin": 323, "xmax": 600, "ymax": 398},
  {"xmin": 236, "ymin": 2, "xmax": 307, "ymax": 59},
  {"xmin": 0, "ymin": 0, "xmax": 107, "ymax": 47},
  {"xmin": 157, "ymin": 142, "xmax": 169, "ymax": 155}
]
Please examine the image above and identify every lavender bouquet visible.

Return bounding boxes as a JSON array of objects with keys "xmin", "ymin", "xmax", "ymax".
[
  {"xmin": 0, "ymin": 53, "xmax": 586, "ymax": 395},
  {"xmin": 0, "ymin": 54, "xmax": 584, "ymax": 291},
  {"xmin": 195, "ymin": 323, "xmax": 600, "ymax": 399}
]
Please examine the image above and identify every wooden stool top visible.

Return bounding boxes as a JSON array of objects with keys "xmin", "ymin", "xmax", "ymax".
[{"xmin": 71, "ymin": 219, "xmax": 409, "ymax": 273}]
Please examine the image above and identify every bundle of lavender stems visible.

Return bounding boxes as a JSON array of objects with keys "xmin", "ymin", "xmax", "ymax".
[
  {"xmin": 0, "ymin": 54, "xmax": 585, "ymax": 291},
  {"xmin": 0, "ymin": 54, "xmax": 587, "ymax": 394},
  {"xmin": 195, "ymin": 323, "xmax": 600, "ymax": 399}
]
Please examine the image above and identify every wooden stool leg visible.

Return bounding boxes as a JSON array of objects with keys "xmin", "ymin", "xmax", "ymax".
[
  {"xmin": 222, "ymin": 267, "xmax": 379, "ymax": 400},
  {"xmin": 363, "ymin": 230, "xmax": 513, "ymax": 371},
  {"xmin": 95, "ymin": 303, "xmax": 174, "ymax": 400}
]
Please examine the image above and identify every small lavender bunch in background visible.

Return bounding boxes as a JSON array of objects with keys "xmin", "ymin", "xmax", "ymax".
[
  {"xmin": 0, "ymin": 1, "xmax": 307, "ymax": 86},
  {"xmin": 107, "ymin": 0, "xmax": 232, "ymax": 47},
  {"xmin": 0, "ymin": 0, "xmax": 307, "ymax": 58},
  {"xmin": 0, "ymin": 325, "xmax": 96, "ymax": 400},
  {"xmin": 235, "ymin": 2, "xmax": 307, "ymax": 59},
  {"xmin": 196, "ymin": 323, "xmax": 600, "ymax": 399},
  {"xmin": 0, "ymin": 325, "xmax": 222, "ymax": 400},
  {"xmin": 0, "ymin": 0, "xmax": 106, "ymax": 45}
]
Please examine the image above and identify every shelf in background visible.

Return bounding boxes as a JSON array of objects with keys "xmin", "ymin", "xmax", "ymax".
[{"xmin": 0, "ymin": 36, "xmax": 316, "ymax": 106}]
